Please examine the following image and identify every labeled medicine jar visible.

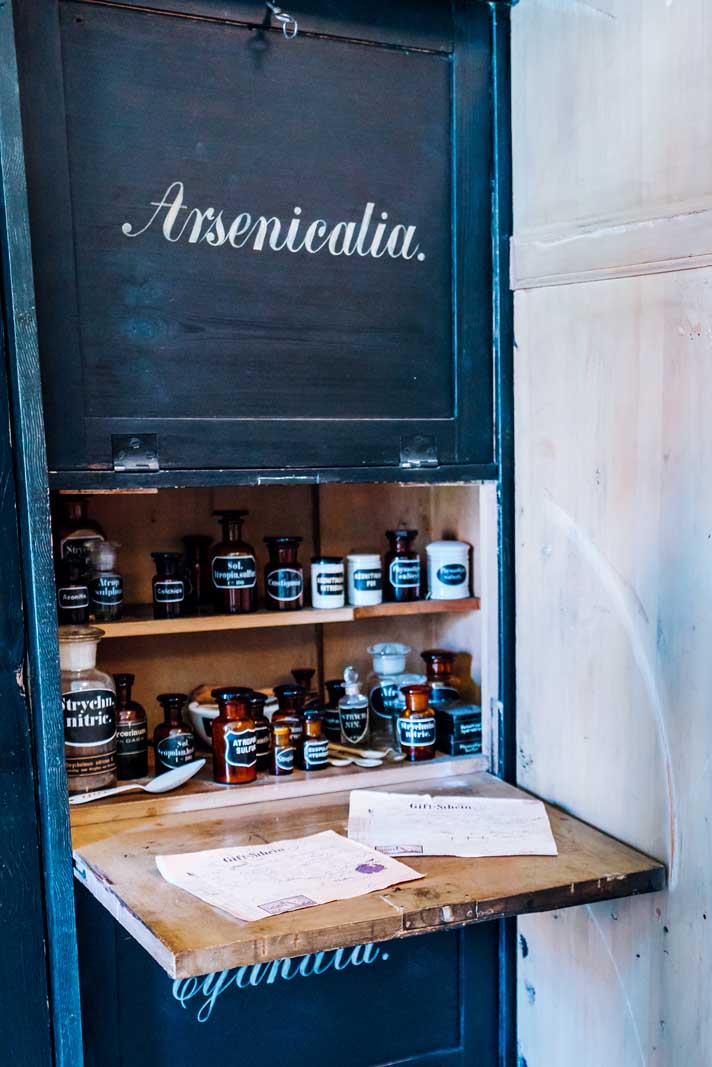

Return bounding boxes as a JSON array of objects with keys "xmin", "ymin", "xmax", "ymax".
[
  {"xmin": 248, "ymin": 692, "xmax": 271, "ymax": 771},
  {"xmin": 114, "ymin": 673, "xmax": 148, "ymax": 780},
  {"xmin": 59, "ymin": 626, "xmax": 116, "ymax": 795},
  {"xmin": 264, "ymin": 536, "xmax": 304, "ymax": 611},
  {"xmin": 211, "ymin": 511, "xmax": 257, "ymax": 615},
  {"xmin": 151, "ymin": 552, "xmax": 185, "ymax": 619},
  {"xmin": 425, "ymin": 541, "xmax": 470, "ymax": 600},
  {"xmin": 153, "ymin": 693, "xmax": 195, "ymax": 774},
  {"xmin": 57, "ymin": 559, "xmax": 90, "ymax": 626},
  {"xmin": 310, "ymin": 556, "xmax": 345, "ymax": 609},
  {"xmin": 210, "ymin": 687, "xmax": 257, "ymax": 785},
  {"xmin": 398, "ymin": 684, "xmax": 436, "ymax": 762},
  {"xmin": 89, "ymin": 541, "xmax": 123, "ymax": 622},
  {"xmin": 384, "ymin": 530, "xmax": 421, "ymax": 603},
  {"xmin": 269, "ymin": 721, "xmax": 294, "ymax": 776},
  {"xmin": 346, "ymin": 553, "xmax": 382, "ymax": 607}
]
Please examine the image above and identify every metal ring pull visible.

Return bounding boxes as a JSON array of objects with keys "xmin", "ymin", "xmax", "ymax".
[{"xmin": 265, "ymin": 1, "xmax": 298, "ymax": 39}]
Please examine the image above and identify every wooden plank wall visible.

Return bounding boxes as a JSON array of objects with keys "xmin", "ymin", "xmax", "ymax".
[{"xmin": 511, "ymin": 2, "xmax": 710, "ymax": 1064}]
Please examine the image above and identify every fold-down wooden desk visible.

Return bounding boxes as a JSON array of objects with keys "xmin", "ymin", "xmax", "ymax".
[{"xmin": 72, "ymin": 772, "xmax": 665, "ymax": 980}]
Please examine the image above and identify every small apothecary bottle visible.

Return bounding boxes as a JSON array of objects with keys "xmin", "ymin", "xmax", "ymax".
[
  {"xmin": 269, "ymin": 721, "xmax": 294, "ymax": 776},
  {"xmin": 89, "ymin": 541, "xmax": 123, "ymax": 622},
  {"xmin": 425, "ymin": 541, "xmax": 471, "ymax": 600},
  {"xmin": 56, "ymin": 496, "xmax": 105, "ymax": 566},
  {"xmin": 153, "ymin": 693, "xmax": 195, "ymax": 773},
  {"xmin": 299, "ymin": 711, "xmax": 329, "ymax": 772},
  {"xmin": 346, "ymin": 553, "xmax": 382, "ymax": 606},
  {"xmin": 420, "ymin": 649, "xmax": 461, "ymax": 707},
  {"xmin": 323, "ymin": 678, "xmax": 345, "ymax": 742},
  {"xmin": 57, "ymin": 559, "xmax": 90, "ymax": 625},
  {"xmin": 211, "ymin": 687, "xmax": 257, "ymax": 785},
  {"xmin": 398, "ymin": 684, "xmax": 437, "ymax": 762},
  {"xmin": 151, "ymin": 552, "xmax": 185, "ymax": 619},
  {"xmin": 264, "ymin": 536, "xmax": 304, "ymax": 611},
  {"xmin": 291, "ymin": 667, "xmax": 318, "ymax": 708},
  {"xmin": 384, "ymin": 529, "xmax": 421, "ymax": 602},
  {"xmin": 272, "ymin": 683, "xmax": 305, "ymax": 747},
  {"xmin": 310, "ymin": 556, "xmax": 345, "ymax": 609},
  {"xmin": 211, "ymin": 511, "xmax": 257, "ymax": 614},
  {"xmin": 182, "ymin": 534, "xmax": 213, "ymax": 611},
  {"xmin": 248, "ymin": 691, "xmax": 271, "ymax": 771},
  {"xmin": 59, "ymin": 626, "xmax": 116, "ymax": 795},
  {"xmin": 114, "ymin": 673, "xmax": 148, "ymax": 779},
  {"xmin": 338, "ymin": 666, "xmax": 370, "ymax": 747}
]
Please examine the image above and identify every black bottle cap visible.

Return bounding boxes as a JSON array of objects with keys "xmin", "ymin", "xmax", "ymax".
[
  {"xmin": 386, "ymin": 529, "xmax": 418, "ymax": 540},
  {"xmin": 151, "ymin": 551, "xmax": 182, "ymax": 561},
  {"xmin": 273, "ymin": 683, "xmax": 306, "ymax": 700},
  {"xmin": 114, "ymin": 672, "xmax": 135, "ymax": 687},
  {"xmin": 156, "ymin": 692, "xmax": 188, "ymax": 707},
  {"xmin": 211, "ymin": 686, "xmax": 254, "ymax": 704},
  {"xmin": 248, "ymin": 692, "xmax": 268, "ymax": 711},
  {"xmin": 264, "ymin": 536, "xmax": 303, "ymax": 546},
  {"xmin": 325, "ymin": 678, "xmax": 346, "ymax": 695}
]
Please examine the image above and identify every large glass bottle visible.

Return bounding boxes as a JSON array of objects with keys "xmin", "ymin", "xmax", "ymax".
[
  {"xmin": 56, "ymin": 496, "xmax": 105, "ymax": 567},
  {"xmin": 384, "ymin": 529, "xmax": 421, "ymax": 602},
  {"xmin": 367, "ymin": 642, "xmax": 425, "ymax": 750},
  {"xmin": 153, "ymin": 693, "xmax": 195, "ymax": 773},
  {"xmin": 338, "ymin": 666, "xmax": 370, "ymax": 747},
  {"xmin": 264, "ymin": 536, "xmax": 304, "ymax": 611},
  {"xmin": 114, "ymin": 673, "xmax": 148, "ymax": 780},
  {"xmin": 59, "ymin": 626, "xmax": 116, "ymax": 794},
  {"xmin": 210, "ymin": 511, "xmax": 257, "ymax": 615},
  {"xmin": 210, "ymin": 687, "xmax": 257, "ymax": 785}
]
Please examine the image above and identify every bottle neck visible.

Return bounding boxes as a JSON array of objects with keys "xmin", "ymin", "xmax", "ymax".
[
  {"xmin": 269, "ymin": 545, "xmax": 298, "ymax": 564},
  {"xmin": 66, "ymin": 500, "xmax": 86, "ymax": 522},
  {"xmin": 116, "ymin": 682, "xmax": 132, "ymax": 708},
  {"xmin": 220, "ymin": 700, "xmax": 251, "ymax": 722},
  {"xmin": 162, "ymin": 705, "xmax": 183, "ymax": 725},
  {"xmin": 155, "ymin": 561, "xmax": 179, "ymax": 578},
  {"xmin": 389, "ymin": 536, "xmax": 411, "ymax": 554},
  {"xmin": 221, "ymin": 520, "xmax": 243, "ymax": 543}
]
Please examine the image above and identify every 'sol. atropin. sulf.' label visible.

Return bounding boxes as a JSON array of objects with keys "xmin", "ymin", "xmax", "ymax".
[
  {"xmin": 212, "ymin": 556, "xmax": 256, "ymax": 590},
  {"xmin": 156, "ymin": 733, "xmax": 194, "ymax": 769}
]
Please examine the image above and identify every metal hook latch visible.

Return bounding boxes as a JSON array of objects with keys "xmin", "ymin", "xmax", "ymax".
[{"xmin": 265, "ymin": 1, "xmax": 298, "ymax": 39}]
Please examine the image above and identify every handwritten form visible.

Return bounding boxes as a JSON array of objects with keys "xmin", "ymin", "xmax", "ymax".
[
  {"xmin": 347, "ymin": 791, "xmax": 558, "ymax": 858},
  {"xmin": 156, "ymin": 830, "xmax": 422, "ymax": 922}
]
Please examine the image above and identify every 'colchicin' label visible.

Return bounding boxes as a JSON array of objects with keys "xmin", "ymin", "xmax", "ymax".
[
  {"xmin": 154, "ymin": 580, "xmax": 185, "ymax": 604},
  {"xmin": 398, "ymin": 716, "xmax": 436, "ymax": 748},
  {"xmin": 212, "ymin": 556, "xmax": 256, "ymax": 590}
]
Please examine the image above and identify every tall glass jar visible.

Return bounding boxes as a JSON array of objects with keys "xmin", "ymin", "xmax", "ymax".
[
  {"xmin": 264, "ymin": 536, "xmax": 304, "ymax": 611},
  {"xmin": 211, "ymin": 511, "xmax": 257, "ymax": 615},
  {"xmin": 59, "ymin": 626, "xmax": 116, "ymax": 795}
]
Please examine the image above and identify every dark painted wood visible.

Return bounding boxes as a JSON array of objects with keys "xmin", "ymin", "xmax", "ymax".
[
  {"xmin": 0, "ymin": 2, "xmax": 84, "ymax": 1062},
  {"xmin": 17, "ymin": 0, "xmax": 494, "ymax": 476},
  {"xmin": 76, "ymin": 884, "xmax": 500, "ymax": 1067}
]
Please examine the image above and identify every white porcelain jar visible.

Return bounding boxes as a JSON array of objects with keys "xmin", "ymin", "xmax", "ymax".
[
  {"xmin": 346, "ymin": 553, "xmax": 383, "ymax": 606},
  {"xmin": 426, "ymin": 541, "xmax": 470, "ymax": 600},
  {"xmin": 310, "ymin": 556, "xmax": 345, "ymax": 609}
]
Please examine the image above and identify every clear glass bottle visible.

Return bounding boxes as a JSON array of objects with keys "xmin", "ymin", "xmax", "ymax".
[
  {"xmin": 153, "ymin": 693, "xmax": 195, "ymax": 773},
  {"xmin": 88, "ymin": 541, "xmax": 123, "ymax": 622},
  {"xmin": 211, "ymin": 511, "xmax": 257, "ymax": 615},
  {"xmin": 56, "ymin": 496, "xmax": 105, "ymax": 567},
  {"xmin": 182, "ymin": 534, "xmax": 213, "ymax": 611},
  {"xmin": 114, "ymin": 672, "xmax": 148, "ymax": 780},
  {"xmin": 151, "ymin": 552, "xmax": 185, "ymax": 619},
  {"xmin": 56, "ymin": 559, "xmax": 90, "ymax": 625},
  {"xmin": 59, "ymin": 626, "xmax": 116, "ymax": 795},
  {"xmin": 210, "ymin": 687, "xmax": 257, "ymax": 785},
  {"xmin": 264, "ymin": 536, "xmax": 304, "ymax": 611},
  {"xmin": 384, "ymin": 529, "xmax": 421, "ymax": 602},
  {"xmin": 367, "ymin": 642, "xmax": 426, "ymax": 749},
  {"xmin": 398, "ymin": 684, "xmax": 437, "ymax": 762},
  {"xmin": 338, "ymin": 666, "xmax": 370, "ymax": 747}
]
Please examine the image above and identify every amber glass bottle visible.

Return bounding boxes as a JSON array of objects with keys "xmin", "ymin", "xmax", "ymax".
[
  {"xmin": 114, "ymin": 673, "xmax": 148, "ymax": 780},
  {"xmin": 420, "ymin": 649, "xmax": 461, "ymax": 707},
  {"xmin": 269, "ymin": 721, "xmax": 294, "ymax": 776},
  {"xmin": 153, "ymin": 693, "xmax": 195, "ymax": 774},
  {"xmin": 56, "ymin": 496, "xmax": 105, "ymax": 566},
  {"xmin": 264, "ymin": 536, "xmax": 304, "ymax": 611},
  {"xmin": 273, "ymin": 683, "xmax": 305, "ymax": 746},
  {"xmin": 211, "ymin": 511, "xmax": 257, "ymax": 615},
  {"xmin": 182, "ymin": 534, "xmax": 213, "ymax": 611},
  {"xmin": 384, "ymin": 529, "xmax": 421, "ymax": 602},
  {"xmin": 248, "ymin": 692, "xmax": 271, "ymax": 771},
  {"xmin": 210, "ymin": 687, "xmax": 257, "ymax": 785},
  {"xmin": 398, "ymin": 684, "xmax": 436, "ymax": 762},
  {"xmin": 151, "ymin": 553, "xmax": 185, "ymax": 619},
  {"xmin": 299, "ymin": 712, "xmax": 329, "ymax": 771}
]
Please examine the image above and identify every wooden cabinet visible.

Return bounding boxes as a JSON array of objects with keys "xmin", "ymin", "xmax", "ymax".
[{"xmin": 15, "ymin": 0, "xmax": 495, "ymax": 480}]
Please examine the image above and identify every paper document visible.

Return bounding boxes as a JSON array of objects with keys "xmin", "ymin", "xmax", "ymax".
[
  {"xmin": 348, "ymin": 791, "xmax": 558, "ymax": 858},
  {"xmin": 156, "ymin": 829, "xmax": 423, "ymax": 922}
]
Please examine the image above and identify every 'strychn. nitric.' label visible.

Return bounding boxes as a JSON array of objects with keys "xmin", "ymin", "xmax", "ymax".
[
  {"xmin": 266, "ymin": 568, "xmax": 303, "ymax": 602},
  {"xmin": 156, "ymin": 733, "xmax": 194, "ymax": 770},
  {"xmin": 212, "ymin": 556, "xmax": 257, "ymax": 590},
  {"xmin": 398, "ymin": 716, "xmax": 436, "ymax": 748},
  {"xmin": 224, "ymin": 728, "xmax": 257, "ymax": 768},
  {"xmin": 153, "ymin": 580, "xmax": 185, "ymax": 604},
  {"xmin": 89, "ymin": 574, "xmax": 123, "ymax": 607},
  {"xmin": 57, "ymin": 585, "xmax": 89, "ymax": 611},
  {"xmin": 353, "ymin": 568, "xmax": 382, "ymax": 592},
  {"xmin": 63, "ymin": 687, "xmax": 116, "ymax": 778},
  {"xmin": 389, "ymin": 559, "xmax": 420, "ymax": 589}
]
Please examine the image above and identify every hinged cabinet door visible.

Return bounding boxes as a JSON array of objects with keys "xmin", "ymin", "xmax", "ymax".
[{"xmin": 16, "ymin": 0, "xmax": 494, "ymax": 476}]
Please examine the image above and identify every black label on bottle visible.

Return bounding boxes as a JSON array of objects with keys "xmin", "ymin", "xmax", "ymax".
[
  {"xmin": 303, "ymin": 738, "xmax": 329, "ymax": 770},
  {"xmin": 156, "ymin": 733, "xmax": 194, "ymax": 769},
  {"xmin": 60, "ymin": 534, "xmax": 103, "ymax": 564},
  {"xmin": 58, "ymin": 585, "xmax": 89, "ymax": 611},
  {"xmin": 212, "ymin": 555, "xmax": 257, "ymax": 590},
  {"xmin": 154, "ymin": 580, "xmax": 185, "ymax": 604},
  {"xmin": 276, "ymin": 746, "xmax": 294, "ymax": 771},
  {"xmin": 255, "ymin": 721, "xmax": 271, "ymax": 757},
  {"xmin": 353, "ymin": 567, "xmax": 382, "ymax": 592},
  {"xmin": 90, "ymin": 574, "xmax": 123, "ymax": 607},
  {"xmin": 266, "ymin": 568, "xmax": 303, "ymax": 602},
  {"xmin": 429, "ymin": 685, "xmax": 461, "ymax": 708},
  {"xmin": 63, "ymin": 688, "xmax": 116, "ymax": 747},
  {"xmin": 224, "ymin": 728, "xmax": 257, "ymax": 768},
  {"xmin": 116, "ymin": 719, "xmax": 148, "ymax": 756},
  {"xmin": 369, "ymin": 682, "xmax": 406, "ymax": 721},
  {"xmin": 436, "ymin": 563, "xmax": 467, "ymax": 587},
  {"xmin": 389, "ymin": 559, "xmax": 420, "ymax": 590},
  {"xmin": 323, "ymin": 708, "xmax": 341, "ymax": 740},
  {"xmin": 340, "ymin": 706, "xmax": 369, "ymax": 745},
  {"xmin": 316, "ymin": 572, "xmax": 344, "ymax": 597},
  {"xmin": 398, "ymin": 716, "xmax": 436, "ymax": 748}
]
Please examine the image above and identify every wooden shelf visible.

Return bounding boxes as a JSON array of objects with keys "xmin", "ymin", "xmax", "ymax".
[
  {"xmin": 72, "ymin": 771, "xmax": 666, "ymax": 979},
  {"xmin": 96, "ymin": 597, "xmax": 481, "ymax": 639}
]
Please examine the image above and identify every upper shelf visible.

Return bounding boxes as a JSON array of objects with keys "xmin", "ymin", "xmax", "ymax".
[{"xmin": 96, "ymin": 597, "xmax": 480, "ymax": 639}]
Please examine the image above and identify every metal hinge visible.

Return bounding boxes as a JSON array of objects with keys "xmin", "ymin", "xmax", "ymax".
[
  {"xmin": 399, "ymin": 434, "xmax": 439, "ymax": 469},
  {"xmin": 111, "ymin": 434, "xmax": 159, "ymax": 472}
]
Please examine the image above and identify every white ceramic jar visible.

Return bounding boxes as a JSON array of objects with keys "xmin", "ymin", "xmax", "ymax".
[
  {"xmin": 346, "ymin": 553, "xmax": 383, "ymax": 606},
  {"xmin": 425, "ymin": 541, "xmax": 470, "ymax": 599},
  {"xmin": 310, "ymin": 556, "xmax": 345, "ymax": 609}
]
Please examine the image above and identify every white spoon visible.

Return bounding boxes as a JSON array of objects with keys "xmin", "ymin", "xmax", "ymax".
[
  {"xmin": 327, "ymin": 756, "xmax": 383, "ymax": 769},
  {"xmin": 68, "ymin": 759, "xmax": 206, "ymax": 805}
]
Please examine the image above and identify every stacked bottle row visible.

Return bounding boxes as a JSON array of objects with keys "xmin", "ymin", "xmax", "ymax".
[
  {"xmin": 59, "ymin": 628, "xmax": 482, "ymax": 796},
  {"xmin": 53, "ymin": 497, "xmax": 473, "ymax": 622}
]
